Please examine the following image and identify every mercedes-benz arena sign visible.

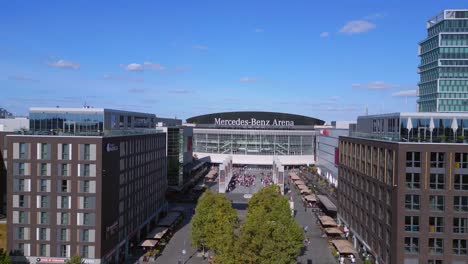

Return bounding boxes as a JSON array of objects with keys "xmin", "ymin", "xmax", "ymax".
[{"xmin": 186, "ymin": 111, "xmax": 324, "ymax": 166}]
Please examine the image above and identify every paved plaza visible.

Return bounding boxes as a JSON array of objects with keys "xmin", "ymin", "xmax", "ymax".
[{"xmin": 139, "ymin": 172, "xmax": 338, "ymax": 264}]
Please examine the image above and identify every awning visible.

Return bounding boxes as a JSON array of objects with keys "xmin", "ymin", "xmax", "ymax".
[
  {"xmin": 193, "ymin": 184, "xmax": 206, "ymax": 191},
  {"xmin": 147, "ymin": 227, "xmax": 169, "ymax": 240},
  {"xmin": 205, "ymin": 170, "xmax": 217, "ymax": 179},
  {"xmin": 295, "ymin": 180, "xmax": 305, "ymax": 185},
  {"xmin": 139, "ymin": 239, "xmax": 159, "ymax": 248},
  {"xmin": 331, "ymin": 240, "xmax": 357, "ymax": 255},
  {"xmin": 296, "ymin": 184, "xmax": 307, "ymax": 189},
  {"xmin": 325, "ymin": 227, "xmax": 343, "ymax": 235},
  {"xmin": 318, "ymin": 215, "xmax": 338, "ymax": 227},
  {"xmin": 290, "ymin": 173, "xmax": 300, "ymax": 180},
  {"xmin": 304, "ymin": 194, "xmax": 317, "ymax": 202},
  {"xmin": 316, "ymin": 194, "xmax": 337, "ymax": 212},
  {"xmin": 300, "ymin": 188, "xmax": 312, "ymax": 194},
  {"xmin": 158, "ymin": 212, "xmax": 182, "ymax": 227}
]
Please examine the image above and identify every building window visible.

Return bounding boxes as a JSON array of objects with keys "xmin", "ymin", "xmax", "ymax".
[
  {"xmin": 81, "ymin": 245, "xmax": 89, "ymax": 258},
  {"xmin": 454, "ymin": 174, "xmax": 468, "ymax": 190},
  {"xmin": 19, "ymin": 211, "xmax": 26, "ymax": 224},
  {"xmin": 429, "ymin": 217, "xmax": 444, "ymax": 233},
  {"xmin": 83, "ymin": 213, "xmax": 92, "ymax": 225},
  {"xmin": 84, "ymin": 144, "xmax": 91, "ymax": 160},
  {"xmin": 62, "ymin": 144, "xmax": 70, "ymax": 160},
  {"xmin": 60, "ymin": 164, "xmax": 68, "ymax": 176},
  {"xmin": 430, "ymin": 152, "xmax": 445, "ymax": 168},
  {"xmin": 59, "ymin": 245, "xmax": 67, "ymax": 257},
  {"xmin": 82, "ymin": 181, "xmax": 90, "ymax": 193},
  {"xmin": 82, "ymin": 229, "xmax": 89, "ymax": 242},
  {"xmin": 59, "ymin": 228, "xmax": 67, "ymax": 241},
  {"xmin": 18, "ymin": 179, "xmax": 25, "ymax": 191},
  {"xmin": 405, "ymin": 194, "xmax": 420, "ymax": 210},
  {"xmin": 39, "ymin": 228, "xmax": 47, "ymax": 240},
  {"xmin": 18, "ymin": 163, "xmax": 25, "ymax": 175},
  {"xmin": 454, "ymin": 196, "xmax": 468, "ymax": 212},
  {"xmin": 455, "ymin": 153, "xmax": 468, "ymax": 168},
  {"xmin": 427, "ymin": 261, "xmax": 442, "ymax": 264},
  {"xmin": 83, "ymin": 164, "xmax": 90, "ymax": 176},
  {"xmin": 40, "ymin": 212, "xmax": 49, "ymax": 224},
  {"xmin": 404, "ymin": 237, "xmax": 419, "ymax": 253},
  {"xmin": 405, "ymin": 216, "xmax": 419, "ymax": 232},
  {"xmin": 61, "ymin": 196, "xmax": 69, "ymax": 209},
  {"xmin": 40, "ymin": 163, "xmax": 48, "ymax": 176},
  {"xmin": 429, "ymin": 195, "xmax": 445, "ymax": 211},
  {"xmin": 39, "ymin": 244, "xmax": 47, "ymax": 257},
  {"xmin": 60, "ymin": 180, "xmax": 68, "ymax": 193},
  {"xmin": 41, "ymin": 143, "xmax": 50, "ymax": 160},
  {"xmin": 39, "ymin": 179, "xmax": 48, "ymax": 192},
  {"xmin": 19, "ymin": 143, "xmax": 27, "ymax": 159},
  {"xmin": 429, "ymin": 238, "xmax": 444, "ymax": 255},
  {"xmin": 18, "ymin": 195, "xmax": 25, "ymax": 207},
  {"xmin": 430, "ymin": 174, "xmax": 445, "ymax": 190},
  {"xmin": 83, "ymin": 197, "xmax": 92, "ymax": 209},
  {"xmin": 40, "ymin": 195, "xmax": 49, "ymax": 208},
  {"xmin": 60, "ymin": 212, "xmax": 68, "ymax": 225},
  {"xmin": 454, "ymin": 218, "xmax": 468, "ymax": 233},
  {"xmin": 405, "ymin": 173, "xmax": 420, "ymax": 189},
  {"xmin": 406, "ymin": 152, "xmax": 421, "ymax": 167},
  {"xmin": 17, "ymin": 227, "xmax": 24, "ymax": 239},
  {"xmin": 453, "ymin": 239, "xmax": 467, "ymax": 256}
]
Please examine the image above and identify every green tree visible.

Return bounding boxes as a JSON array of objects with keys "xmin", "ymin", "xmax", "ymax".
[
  {"xmin": 235, "ymin": 186, "xmax": 304, "ymax": 264},
  {"xmin": 65, "ymin": 256, "xmax": 84, "ymax": 264},
  {"xmin": 0, "ymin": 249, "xmax": 11, "ymax": 264},
  {"xmin": 190, "ymin": 190, "xmax": 238, "ymax": 262}
]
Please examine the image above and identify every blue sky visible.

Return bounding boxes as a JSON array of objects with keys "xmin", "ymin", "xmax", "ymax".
[{"xmin": 0, "ymin": 0, "xmax": 463, "ymax": 122}]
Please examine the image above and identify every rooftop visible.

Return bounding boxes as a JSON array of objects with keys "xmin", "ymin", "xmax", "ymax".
[{"xmin": 427, "ymin": 9, "xmax": 468, "ymax": 28}]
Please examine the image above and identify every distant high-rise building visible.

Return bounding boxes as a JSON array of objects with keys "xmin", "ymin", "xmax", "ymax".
[{"xmin": 418, "ymin": 10, "xmax": 468, "ymax": 112}]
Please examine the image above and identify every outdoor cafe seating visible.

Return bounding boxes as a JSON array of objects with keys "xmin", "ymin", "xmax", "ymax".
[
  {"xmin": 318, "ymin": 215, "xmax": 338, "ymax": 227},
  {"xmin": 324, "ymin": 227, "xmax": 344, "ymax": 238},
  {"xmin": 331, "ymin": 239, "xmax": 357, "ymax": 258}
]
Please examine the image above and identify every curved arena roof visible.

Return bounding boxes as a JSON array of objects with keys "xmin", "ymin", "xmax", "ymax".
[{"xmin": 186, "ymin": 111, "xmax": 325, "ymax": 128}]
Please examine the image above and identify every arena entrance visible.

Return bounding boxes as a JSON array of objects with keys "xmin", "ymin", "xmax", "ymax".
[{"xmin": 218, "ymin": 157, "xmax": 285, "ymax": 195}]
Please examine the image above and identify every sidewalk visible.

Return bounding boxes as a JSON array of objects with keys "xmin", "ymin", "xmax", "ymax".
[{"xmin": 291, "ymin": 188, "xmax": 337, "ymax": 264}]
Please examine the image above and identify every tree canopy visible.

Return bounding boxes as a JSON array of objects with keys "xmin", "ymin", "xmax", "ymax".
[
  {"xmin": 191, "ymin": 186, "xmax": 303, "ymax": 264},
  {"xmin": 0, "ymin": 249, "xmax": 11, "ymax": 264},
  {"xmin": 65, "ymin": 256, "xmax": 84, "ymax": 264},
  {"xmin": 190, "ymin": 190, "xmax": 238, "ymax": 262},
  {"xmin": 234, "ymin": 185, "xmax": 304, "ymax": 264}
]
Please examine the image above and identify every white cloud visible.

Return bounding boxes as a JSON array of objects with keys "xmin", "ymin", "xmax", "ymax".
[
  {"xmin": 352, "ymin": 81, "xmax": 398, "ymax": 90},
  {"xmin": 239, "ymin": 77, "xmax": 258, "ymax": 83},
  {"xmin": 192, "ymin": 45, "xmax": 208, "ymax": 50},
  {"xmin": 392, "ymin": 90, "xmax": 417, "ymax": 97},
  {"xmin": 128, "ymin": 88, "xmax": 147, "ymax": 93},
  {"xmin": 47, "ymin": 59, "xmax": 80, "ymax": 70},
  {"xmin": 340, "ymin": 20, "xmax": 376, "ymax": 34},
  {"xmin": 320, "ymin": 32, "xmax": 330, "ymax": 38},
  {"xmin": 254, "ymin": 28, "xmax": 264, "ymax": 33},
  {"xmin": 120, "ymin": 62, "xmax": 165, "ymax": 72},
  {"xmin": 143, "ymin": 62, "xmax": 165, "ymax": 71},
  {"xmin": 121, "ymin": 63, "xmax": 143, "ymax": 72}
]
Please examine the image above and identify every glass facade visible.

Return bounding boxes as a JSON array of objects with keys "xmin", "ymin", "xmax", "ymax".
[
  {"xmin": 418, "ymin": 10, "xmax": 468, "ymax": 112},
  {"xmin": 193, "ymin": 129, "xmax": 314, "ymax": 156},
  {"xmin": 29, "ymin": 111, "xmax": 104, "ymax": 135}
]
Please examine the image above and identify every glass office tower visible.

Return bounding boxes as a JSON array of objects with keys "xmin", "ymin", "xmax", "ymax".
[{"xmin": 418, "ymin": 10, "xmax": 468, "ymax": 112}]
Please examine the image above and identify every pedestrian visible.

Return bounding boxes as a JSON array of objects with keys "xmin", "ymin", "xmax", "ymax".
[
  {"xmin": 339, "ymin": 256, "xmax": 344, "ymax": 264},
  {"xmin": 304, "ymin": 225, "xmax": 308, "ymax": 233},
  {"xmin": 350, "ymin": 255, "xmax": 356, "ymax": 264}
]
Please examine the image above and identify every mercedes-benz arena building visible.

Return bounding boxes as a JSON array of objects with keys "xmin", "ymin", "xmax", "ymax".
[{"xmin": 186, "ymin": 112, "xmax": 325, "ymax": 165}]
